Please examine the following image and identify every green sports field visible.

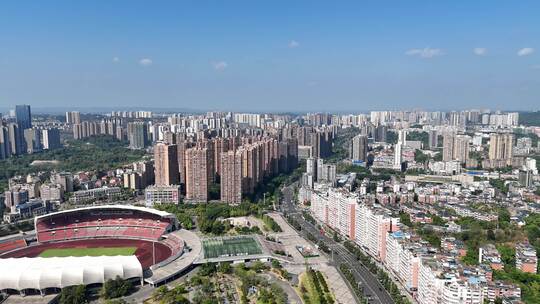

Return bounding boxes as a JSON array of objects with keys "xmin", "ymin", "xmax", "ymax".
[
  {"xmin": 203, "ymin": 236, "xmax": 263, "ymax": 259},
  {"xmin": 39, "ymin": 247, "xmax": 137, "ymax": 258}
]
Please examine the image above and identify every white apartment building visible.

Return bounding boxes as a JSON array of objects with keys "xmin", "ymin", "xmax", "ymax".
[
  {"xmin": 385, "ymin": 231, "xmax": 405, "ymax": 276},
  {"xmin": 398, "ymin": 246, "xmax": 421, "ymax": 292},
  {"xmin": 442, "ymin": 280, "xmax": 484, "ymax": 304},
  {"xmin": 309, "ymin": 186, "xmax": 399, "ymax": 262},
  {"xmin": 418, "ymin": 258, "xmax": 486, "ymax": 304},
  {"xmin": 418, "ymin": 259, "xmax": 447, "ymax": 304}
]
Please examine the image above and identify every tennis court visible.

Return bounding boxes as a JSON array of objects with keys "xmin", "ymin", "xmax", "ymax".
[{"xmin": 203, "ymin": 235, "xmax": 263, "ymax": 259}]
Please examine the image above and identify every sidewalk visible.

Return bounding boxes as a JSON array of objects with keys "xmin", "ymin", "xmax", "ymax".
[{"xmin": 268, "ymin": 212, "xmax": 357, "ymax": 304}]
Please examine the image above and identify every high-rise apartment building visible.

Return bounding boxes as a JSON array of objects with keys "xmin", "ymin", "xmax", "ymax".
[
  {"xmin": 154, "ymin": 143, "xmax": 179, "ymax": 186},
  {"xmin": 394, "ymin": 143, "xmax": 402, "ymax": 169},
  {"xmin": 220, "ymin": 150, "xmax": 243, "ymax": 204},
  {"xmin": 0, "ymin": 126, "xmax": 10, "ymax": 159},
  {"xmin": 42, "ymin": 128, "xmax": 61, "ymax": 150},
  {"xmin": 23, "ymin": 128, "xmax": 42, "ymax": 154},
  {"xmin": 8, "ymin": 123, "xmax": 23, "ymax": 155},
  {"xmin": 176, "ymin": 139, "xmax": 191, "ymax": 185},
  {"xmin": 428, "ymin": 129, "xmax": 438, "ymax": 149},
  {"xmin": 185, "ymin": 147, "xmax": 211, "ymax": 201},
  {"xmin": 306, "ymin": 157, "xmax": 317, "ymax": 177},
  {"xmin": 453, "ymin": 135, "xmax": 470, "ymax": 163},
  {"xmin": 319, "ymin": 164, "xmax": 336, "ymax": 184},
  {"xmin": 73, "ymin": 119, "xmax": 119, "ymax": 140},
  {"xmin": 488, "ymin": 133, "xmax": 513, "ymax": 161},
  {"xmin": 212, "ymin": 136, "xmax": 298, "ymax": 204},
  {"xmin": 65, "ymin": 111, "xmax": 81, "ymax": 124},
  {"xmin": 239, "ymin": 144, "xmax": 259, "ymax": 194},
  {"xmin": 213, "ymin": 137, "xmax": 230, "ymax": 177},
  {"xmin": 133, "ymin": 160, "xmax": 155, "ymax": 186},
  {"xmin": 443, "ymin": 134, "xmax": 470, "ymax": 163},
  {"xmin": 442, "ymin": 134, "xmax": 454, "ymax": 162},
  {"xmin": 351, "ymin": 134, "xmax": 368, "ymax": 162},
  {"xmin": 310, "ymin": 130, "xmax": 333, "ymax": 158},
  {"xmin": 374, "ymin": 125, "xmax": 387, "ymax": 143},
  {"xmin": 128, "ymin": 121, "xmax": 149, "ymax": 149},
  {"xmin": 398, "ymin": 130, "xmax": 407, "ymax": 146}
]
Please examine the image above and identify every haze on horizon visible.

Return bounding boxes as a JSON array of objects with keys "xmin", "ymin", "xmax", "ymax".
[{"xmin": 0, "ymin": 1, "xmax": 539, "ymax": 112}]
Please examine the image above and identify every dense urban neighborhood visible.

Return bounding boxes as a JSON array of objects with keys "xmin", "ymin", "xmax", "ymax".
[{"xmin": 1, "ymin": 106, "xmax": 540, "ymax": 304}]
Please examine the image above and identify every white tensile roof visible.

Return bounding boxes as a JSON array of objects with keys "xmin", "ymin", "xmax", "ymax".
[
  {"xmin": 34, "ymin": 204, "xmax": 175, "ymax": 222},
  {"xmin": 0, "ymin": 255, "xmax": 142, "ymax": 291}
]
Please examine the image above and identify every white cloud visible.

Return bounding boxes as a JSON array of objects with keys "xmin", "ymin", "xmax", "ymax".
[
  {"xmin": 139, "ymin": 58, "xmax": 153, "ymax": 66},
  {"xmin": 112, "ymin": 57, "xmax": 120, "ymax": 63},
  {"xmin": 531, "ymin": 65, "xmax": 540, "ymax": 70},
  {"xmin": 213, "ymin": 61, "xmax": 228, "ymax": 71},
  {"xmin": 517, "ymin": 48, "xmax": 534, "ymax": 56},
  {"xmin": 288, "ymin": 40, "xmax": 300, "ymax": 48},
  {"xmin": 473, "ymin": 48, "xmax": 487, "ymax": 56},
  {"xmin": 405, "ymin": 47, "xmax": 443, "ymax": 58}
]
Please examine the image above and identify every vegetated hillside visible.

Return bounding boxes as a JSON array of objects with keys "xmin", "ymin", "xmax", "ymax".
[
  {"xmin": 519, "ymin": 111, "xmax": 540, "ymax": 126},
  {"xmin": 0, "ymin": 135, "xmax": 145, "ymax": 192}
]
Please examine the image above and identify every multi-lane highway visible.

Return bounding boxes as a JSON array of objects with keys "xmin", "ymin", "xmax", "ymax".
[{"xmin": 280, "ymin": 186, "xmax": 395, "ymax": 304}]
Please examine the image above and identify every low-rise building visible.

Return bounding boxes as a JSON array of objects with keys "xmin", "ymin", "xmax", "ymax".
[
  {"xmin": 515, "ymin": 243, "xmax": 538, "ymax": 274},
  {"xmin": 69, "ymin": 187, "xmax": 121, "ymax": 204},
  {"xmin": 3, "ymin": 199, "xmax": 52, "ymax": 223},
  {"xmin": 145, "ymin": 185, "xmax": 181, "ymax": 205},
  {"xmin": 40, "ymin": 183, "xmax": 64, "ymax": 202},
  {"xmin": 479, "ymin": 244, "xmax": 503, "ymax": 270}
]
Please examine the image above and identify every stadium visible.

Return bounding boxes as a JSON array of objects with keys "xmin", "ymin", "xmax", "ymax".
[{"xmin": 0, "ymin": 205, "xmax": 201, "ymax": 297}]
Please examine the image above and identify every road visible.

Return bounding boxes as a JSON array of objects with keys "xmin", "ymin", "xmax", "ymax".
[{"xmin": 280, "ymin": 186, "xmax": 395, "ymax": 304}]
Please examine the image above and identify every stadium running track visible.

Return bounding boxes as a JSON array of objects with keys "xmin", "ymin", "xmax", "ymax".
[{"xmin": 0, "ymin": 239, "xmax": 172, "ymax": 269}]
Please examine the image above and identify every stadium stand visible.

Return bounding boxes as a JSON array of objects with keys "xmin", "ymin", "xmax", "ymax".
[
  {"xmin": 35, "ymin": 205, "xmax": 177, "ymax": 243},
  {"xmin": 162, "ymin": 233, "xmax": 184, "ymax": 256},
  {"xmin": 0, "ymin": 239, "xmax": 27, "ymax": 255}
]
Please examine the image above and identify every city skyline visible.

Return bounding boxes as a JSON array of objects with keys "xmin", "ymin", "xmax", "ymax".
[
  {"xmin": 1, "ymin": 104, "xmax": 539, "ymax": 304},
  {"xmin": 1, "ymin": 1, "xmax": 539, "ymax": 112},
  {"xmin": 1, "ymin": 2, "xmax": 540, "ymax": 303}
]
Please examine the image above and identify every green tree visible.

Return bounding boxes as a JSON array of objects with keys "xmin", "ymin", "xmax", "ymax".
[
  {"xmin": 498, "ymin": 208, "xmax": 511, "ymax": 229},
  {"xmin": 59, "ymin": 285, "xmax": 87, "ymax": 304},
  {"xmin": 218, "ymin": 261, "xmax": 232, "ymax": 274},
  {"xmin": 399, "ymin": 212, "xmax": 412, "ymax": 227},
  {"xmin": 519, "ymin": 111, "xmax": 540, "ymax": 126},
  {"xmin": 199, "ymin": 263, "xmax": 217, "ymax": 276},
  {"xmin": 496, "ymin": 245, "xmax": 516, "ymax": 268},
  {"xmin": 431, "ymin": 215, "xmax": 447, "ymax": 226},
  {"xmin": 489, "ymin": 179, "xmax": 509, "ymax": 194},
  {"xmin": 100, "ymin": 276, "xmax": 133, "ymax": 299},
  {"xmin": 414, "ymin": 149, "xmax": 430, "ymax": 164},
  {"xmin": 407, "ymin": 131, "xmax": 430, "ymax": 147},
  {"xmin": 152, "ymin": 285, "xmax": 169, "ymax": 302},
  {"xmin": 251, "ymin": 260, "xmax": 268, "ymax": 273}
]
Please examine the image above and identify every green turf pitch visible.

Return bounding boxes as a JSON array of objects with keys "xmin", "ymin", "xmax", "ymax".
[
  {"xmin": 203, "ymin": 236, "xmax": 263, "ymax": 259},
  {"xmin": 39, "ymin": 247, "xmax": 137, "ymax": 258}
]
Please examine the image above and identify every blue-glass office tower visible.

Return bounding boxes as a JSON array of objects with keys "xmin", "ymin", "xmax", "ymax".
[{"xmin": 15, "ymin": 104, "xmax": 32, "ymax": 130}]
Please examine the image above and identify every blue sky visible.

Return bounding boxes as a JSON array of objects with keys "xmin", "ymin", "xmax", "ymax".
[{"xmin": 0, "ymin": 1, "xmax": 539, "ymax": 112}]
